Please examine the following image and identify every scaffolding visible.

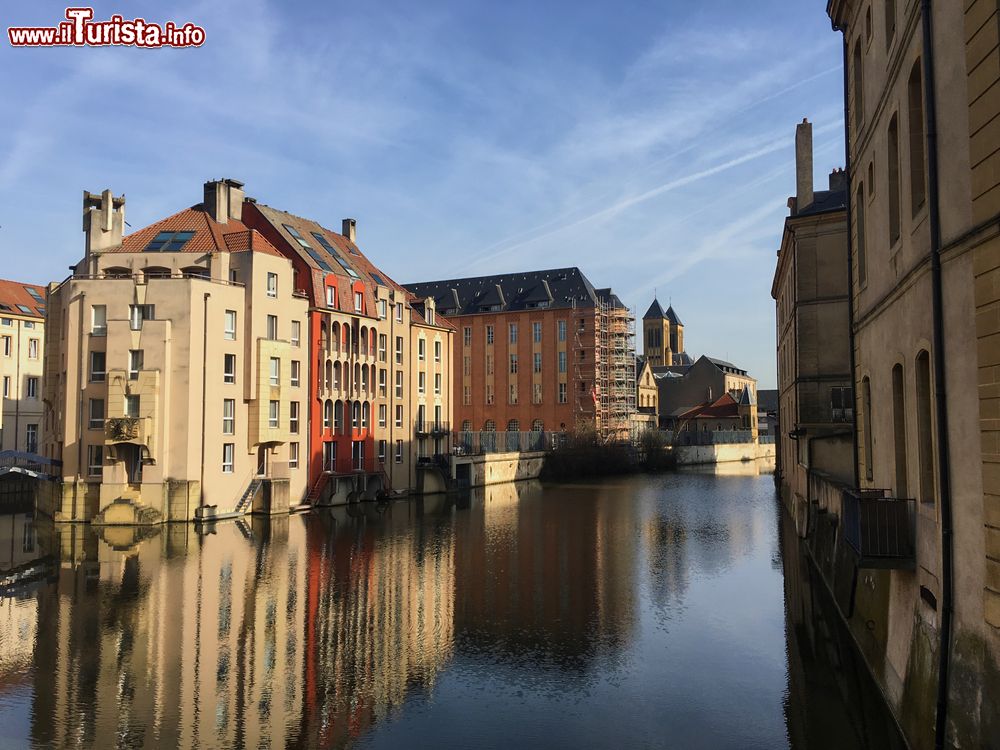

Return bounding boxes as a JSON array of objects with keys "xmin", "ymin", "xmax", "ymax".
[{"xmin": 573, "ymin": 296, "xmax": 636, "ymax": 442}]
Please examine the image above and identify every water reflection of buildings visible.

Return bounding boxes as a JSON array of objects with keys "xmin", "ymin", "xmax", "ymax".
[
  {"xmin": 453, "ymin": 481, "xmax": 638, "ymax": 668},
  {"xmin": 26, "ymin": 508, "xmax": 455, "ymax": 749},
  {"xmin": 0, "ymin": 512, "xmax": 42, "ymax": 702}
]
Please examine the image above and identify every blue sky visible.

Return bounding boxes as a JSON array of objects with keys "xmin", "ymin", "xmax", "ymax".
[{"xmin": 0, "ymin": 1, "xmax": 844, "ymax": 388}]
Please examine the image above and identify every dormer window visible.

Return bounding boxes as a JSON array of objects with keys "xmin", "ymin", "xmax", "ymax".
[{"xmin": 144, "ymin": 231, "xmax": 194, "ymax": 252}]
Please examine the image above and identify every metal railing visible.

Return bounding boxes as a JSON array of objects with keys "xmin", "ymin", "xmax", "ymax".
[
  {"xmin": 453, "ymin": 431, "xmax": 559, "ymax": 455},
  {"xmin": 670, "ymin": 429, "xmax": 756, "ymax": 446},
  {"xmin": 841, "ymin": 488, "xmax": 915, "ymax": 567}
]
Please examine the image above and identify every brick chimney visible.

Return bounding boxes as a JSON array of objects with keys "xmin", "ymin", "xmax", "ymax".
[
  {"xmin": 203, "ymin": 178, "xmax": 245, "ymax": 224},
  {"xmin": 83, "ymin": 189, "xmax": 125, "ymax": 255},
  {"xmin": 795, "ymin": 119, "xmax": 814, "ymax": 215},
  {"xmin": 829, "ymin": 168, "xmax": 848, "ymax": 193},
  {"xmin": 342, "ymin": 218, "xmax": 356, "ymax": 243}
]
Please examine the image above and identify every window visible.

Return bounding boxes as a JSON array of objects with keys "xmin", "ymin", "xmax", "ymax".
[
  {"xmin": 533, "ymin": 352, "xmax": 542, "ymax": 373},
  {"xmin": 486, "ymin": 325, "xmax": 494, "ymax": 345},
  {"xmin": 395, "ymin": 405, "xmax": 403, "ymax": 428},
  {"xmin": 1, "ymin": 336, "xmax": 9, "ymax": 357},
  {"xmin": 87, "ymin": 445, "xmax": 103, "ymax": 476},
  {"xmin": 463, "ymin": 385, "xmax": 471, "ymax": 405},
  {"xmin": 888, "ymin": 113, "xmax": 900, "ymax": 245},
  {"xmin": 223, "ymin": 443, "xmax": 234, "ymax": 473},
  {"xmin": 2, "ymin": 376, "xmax": 8, "ymax": 398},
  {"xmin": 224, "ymin": 310, "xmax": 237, "ymax": 340},
  {"xmin": 486, "ymin": 384, "xmax": 495, "ymax": 404},
  {"xmin": 510, "ymin": 354, "xmax": 518, "ymax": 374},
  {"xmin": 291, "ymin": 320, "xmax": 301, "ymax": 347},
  {"xmin": 145, "ymin": 230, "xmax": 194, "ymax": 252},
  {"xmin": 224, "ymin": 353, "xmax": 237, "ymax": 384},
  {"xmin": 323, "ymin": 441, "xmax": 336, "ymax": 472},
  {"xmin": 916, "ymin": 351, "xmax": 935, "ymax": 506},
  {"xmin": 558, "ymin": 320, "xmax": 566, "ymax": 342},
  {"xmin": 378, "ymin": 403, "xmax": 387, "ymax": 427},
  {"xmin": 354, "ymin": 291, "xmax": 364, "ymax": 312},
  {"xmin": 396, "ymin": 302, "xmax": 403, "ymax": 322},
  {"xmin": 268, "ymin": 400, "xmax": 279, "ymax": 428},
  {"xmin": 434, "ymin": 340, "xmax": 441, "ymax": 362},
  {"xmin": 831, "ymin": 387, "xmax": 854, "ymax": 422},
  {"xmin": 395, "ymin": 439, "xmax": 403, "ymax": 463},
  {"xmin": 418, "ymin": 338, "xmax": 426, "ymax": 361},
  {"xmin": 291, "ymin": 360, "xmax": 301, "ymax": 387},
  {"xmin": 90, "ymin": 351, "xmax": 106, "ymax": 382},
  {"xmin": 891, "ymin": 364, "xmax": 908, "ymax": 498},
  {"xmin": 861, "ymin": 377, "xmax": 873, "ymax": 481},
  {"xmin": 509, "ymin": 384, "xmax": 518, "ymax": 404},
  {"xmin": 128, "ymin": 349, "xmax": 143, "ymax": 380},
  {"xmin": 125, "ymin": 394, "xmax": 140, "ymax": 418},
  {"xmin": 418, "ymin": 372, "xmax": 426, "ymax": 394},
  {"xmin": 270, "ymin": 357, "xmax": 280, "ymax": 386},
  {"xmin": 426, "ymin": 307, "xmax": 435, "ymax": 325},
  {"xmin": 25, "ymin": 424, "xmax": 37, "ymax": 453},
  {"xmin": 92, "ymin": 305, "xmax": 107, "ymax": 335},
  {"xmin": 290, "ymin": 401, "xmax": 300, "ymax": 433},
  {"xmin": 533, "ymin": 321, "xmax": 542, "ymax": 343},
  {"xmin": 856, "ymin": 183, "xmax": 868, "ymax": 287},
  {"xmin": 266, "ymin": 314, "xmax": 278, "ymax": 340},
  {"xmin": 289, "ymin": 442, "xmax": 299, "ymax": 469},
  {"xmin": 378, "ymin": 334, "xmax": 387, "ymax": 361},
  {"xmin": 24, "ymin": 321, "xmax": 35, "ymax": 329},
  {"xmin": 435, "ymin": 373, "xmax": 441, "ymax": 395},
  {"xmin": 558, "ymin": 383, "xmax": 567, "ymax": 403},
  {"xmin": 396, "ymin": 370, "xmax": 403, "ymax": 398},
  {"xmin": 853, "ymin": 40, "xmax": 864, "ymax": 132},
  {"xmin": 326, "ymin": 285, "xmax": 336, "ymax": 307},
  {"xmin": 326, "ymin": 400, "xmax": 335, "ymax": 431},
  {"xmin": 578, "ymin": 318, "xmax": 585, "ymax": 332},
  {"xmin": 464, "ymin": 356, "xmax": 471, "ymax": 376},
  {"xmin": 885, "ymin": 0, "xmax": 895, "ymax": 51},
  {"xmin": 352, "ymin": 402, "xmax": 360, "ymax": 429},
  {"xmin": 27, "ymin": 338, "xmax": 38, "ymax": 359},
  {"xmin": 379, "ymin": 299, "xmax": 387, "ymax": 319},
  {"xmin": 378, "ymin": 440, "xmax": 387, "ymax": 463},
  {"xmin": 486, "ymin": 354, "xmax": 494, "ymax": 375},
  {"xmin": 395, "ymin": 336, "xmax": 403, "ymax": 364},
  {"xmin": 89, "ymin": 398, "xmax": 104, "ymax": 429},
  {"xmin": 908, "ymin": 61, "xmax": 926, "ymax": 215},
  {"xmin": 558, "ymin": 351, "xmax": 567, "ymax": 373},
  {"xmin": 0, "ymin": 318, "xmax": 9, "ymax": 327},
  {"xmin": 266, "ymin": 272, "xmax": 278, "ymax": 298},
  {"xmin": 533, "ymin": 382, "xmax": 542, "ymax": 404},
  {"xmin": 509, "ymin": 323, "xmax": 518, "ymax": 343},
  {"xmin": 129, "ymin": 304, "xmax": 153, "ymax": 331},
  {"xmin": 463, "ymin": 327, "xmax": 472, "ymax": 347},
  {"xmin": 379, "ymin": 368, "xmax": 387, "ymax": 397},
  {"xmin": 223, "ymin": 399, "xmax": 235, "ymax": 434}
]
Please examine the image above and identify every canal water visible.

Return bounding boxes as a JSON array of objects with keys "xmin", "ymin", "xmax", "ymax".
[{"xmin": 0, "ymin": 463, "xmax": 905, "ymax": 749}]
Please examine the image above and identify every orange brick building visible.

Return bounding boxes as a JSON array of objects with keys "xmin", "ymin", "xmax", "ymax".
[{"xmin": 406, "ymin": 268, "xmax": 634, "ymax": 440}]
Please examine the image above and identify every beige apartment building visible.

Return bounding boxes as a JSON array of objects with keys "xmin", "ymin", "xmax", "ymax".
[
  {"xmin": 0, "ymin": 280, "xmax": 46, "ymax": 453},
  {"xmin": 772, "ymin": 120, "xmax": 853, "ymax": 503},
  {"xmin": 41, "ymin": 180, "xmax": 308, "ymax": 524},
  {"xmin": 809, "ymin": 1, "xmax": 1000, "ymax": 747}
]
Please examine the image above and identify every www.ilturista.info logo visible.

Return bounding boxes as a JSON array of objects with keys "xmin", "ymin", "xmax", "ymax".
[{"xmin": 8, "ymin": 7, "xmax": 205, "ymax": 48}]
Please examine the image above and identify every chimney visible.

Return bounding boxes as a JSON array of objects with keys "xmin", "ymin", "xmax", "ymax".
[
  {"xmin": 204, "ymin": 178, "xmax": 244, "ymax": 224},
  {"xmin": 829, "ymin": 168, "xmax": 848, "ymax": 194},
  {"xmin": 342, "ymin": 218, "xmax": 356, "ymax": 243},
  {"xmin": 795, "ymin": 118, "xmax": 814, "ymax": 214},
  {"xmin": 83, "ymin": 189, "xmax": 125, "ymax": 255}
]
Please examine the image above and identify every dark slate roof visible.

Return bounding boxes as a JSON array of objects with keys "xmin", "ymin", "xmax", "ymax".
[
  {"xmin": 665, "ymin": 305, "xmax": 682, "ymax": 325},
  {"xmin": 756, "ymin": 389, "xmax": 779, "ymax": 412},
  {"xmin": 736, "ymin": 384, "xmax": 756, "ymax": 406},
  {"xmin": 706, "ymin": 356, "xmax": 748, "ymax": 376},
  {"xmin": 672, "ymin": 351, "xmax": 693, "ymax": 366},
  {"xmin": 643, "ymin": 298, "xmax": 665, "ymax": 320},
  {"xmin": 796, "ymin": 188, "xmax": 847, "ymax": 218},
  {"xmin": 404, "ymin": 268, "xmax": 604, "ymax": 315}
]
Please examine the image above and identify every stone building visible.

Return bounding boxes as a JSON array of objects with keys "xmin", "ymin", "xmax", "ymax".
[
  {"xmin": 41, "ymin": 181, "xmax": 309, "ymax": 523},
  {"xmin": 654, "ymin": 354, "xmax": 758, "ymax": 430},
  {"xmin": 802, "ymin": 1, "xmax": 1000, "ymax": 747},
  {"xmin": 771, "ymin": 119, "xmax": 854, "ymax": 504},
  {"xmin": 641, "ymin": 298, "xmax": 688, "ymax": 367},
  {"xmin": 0, "ymin": 280, "xmax": 46, "ymax": 453},
  {"xmin": 405, "ymin": 268, "xmax": 635, "ymax": 441},
  {"xmin": 634, "ymin": 356, "xmax": 659, "ymax": 430},
  {"xmin": 241, "ymin": 204, "xmax": 455, "ymax": 501}
]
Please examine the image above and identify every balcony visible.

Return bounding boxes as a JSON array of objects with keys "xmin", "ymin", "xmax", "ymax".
[
  {"xmin": 841, "ymin": 488, "xmax": 915, "ymax": 569},
  {"xmin": 414, "ymin": 421, "xmax": 450, "ymax": 437}
]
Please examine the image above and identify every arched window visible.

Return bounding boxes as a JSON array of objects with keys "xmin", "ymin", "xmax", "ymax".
[
  {"xmin": 483, "ymin": 420, "xmax": 496, "ymax": 432},
  {"xmin": 908, "ymin": 60, "xmax": 926, "ymax": 215},
  {"xmin": 320, "ymin": 324, "xmax": 328, "ymax": 350},
  {"xmin": 362, "ymin": 402, "xmax": 370, "ymax": 429},
  {"xmin": 325, "ymin": 360, "xmax": 333, "ymax": 391},
  {"xmin": 862, "ymin": 376, "xmax": 874, "ymax": 481},
  {"xmin": 343, "ymin": 325, "xmax": 351, "ymax": 354},
  {"xmin": 462, "ymin": 420, "xmax": 472, "ymax": 432},
  {"xmin": 331, "ymin": 322, "xmax": 340, "ymax": 354},
  {"xmin": 507, "ymin": 420, "xmax": 519, "ymax": 432},
  {"xmin": 532, "ymin": 420, "xmax": 544, "ymax": 432},
  {"xmin": 892, "ymin": 364, "xmax": 908, "ymax": 498},
  {"xmin": 333, "ymin": 361, "xmax": 341, "ymax": 390},
  {"xmin": 370, "ymin": 329, "xmax": 377, "ymax": 355},
  {"xmin": 361, "ymin": 366, "xmax": 368, "ymax": 393},
  {"xmin": 915, "ymin": 351, "xmax": 935, "ymax": 506},
  {"xmin": 354, "ymin": 363, "xmax": 361, "ymax": 393},
  {"xmin": 352, "ymin": 401, "xmax": 361, "ymax": 429},
  {"xmin": 324, "ymin": 400, "xmax": 333, "ymax": 431},
  {"xmin": 104, "ymin": 266, "xmax": 131, "ymax": 279},
  {"xmin": 181, "ymin": 265, "xmax": 208, "ymax": 278},
  {"xmin": 343, "ymin": 362, "xmax": 350, "ymax": 393},
  {"xmin": 360, "ymin": 326, "xmax": 368, "ymax": 357},
  {"xmin": 335, "ymin": 400, "xmax": 344, "ymax": 433}
]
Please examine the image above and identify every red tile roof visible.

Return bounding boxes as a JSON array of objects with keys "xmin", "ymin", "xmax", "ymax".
[
  {"xmin": 677, "ymin": 392, "xmax": 740, "ymax": 421},
  {"xmin": 0, "ymin": 278, "xmax": 46, "ymax": 319},
  {"xmin": 106, "ymin": 205, "xmax": 284, "ymax": 258}
]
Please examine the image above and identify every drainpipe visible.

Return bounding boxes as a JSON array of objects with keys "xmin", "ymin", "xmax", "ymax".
[
  {"xmin": 841, "ymin": 34, "xmax": 861, "ymax": 491},
  {"xmin": 920, "ymin": 2, "xmax": 954, "ymax": 747},
  {"xmin": 199, "ymin": 292, "xmax": 210, "ymax": 510}
]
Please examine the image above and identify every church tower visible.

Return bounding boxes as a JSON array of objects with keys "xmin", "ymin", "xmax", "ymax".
[{"xmin": 642, "ymin": 297, "xmax": 685, "ymax": 367}]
